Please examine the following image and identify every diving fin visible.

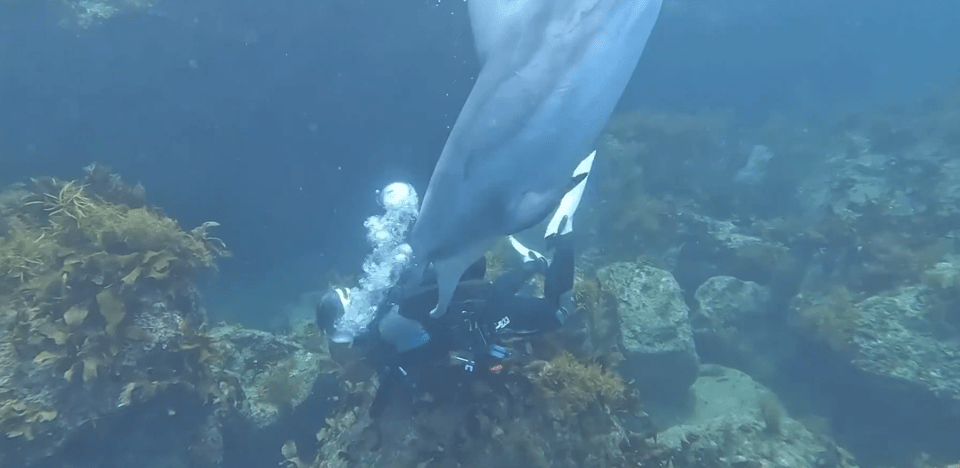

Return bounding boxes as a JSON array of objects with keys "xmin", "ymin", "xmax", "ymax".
[
  {"xmin": 545, "ymin": 150, "xmax": 595, "ymax": 239},
  {"xmin": 508, "ymin": 235, "xmax": 546, "ymax": 263}
]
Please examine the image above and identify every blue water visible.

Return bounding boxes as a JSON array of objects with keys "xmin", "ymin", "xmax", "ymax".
[
  {"xmin": 1, "ymin": 0, "xmax": 958, "ymax": 465},
  {"xmin": 2, "ymin": 1, "xmax": 956, "ymax": 329}
]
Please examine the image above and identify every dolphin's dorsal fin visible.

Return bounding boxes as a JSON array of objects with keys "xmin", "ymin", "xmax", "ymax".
[{"xmin": 467, "ymin": 0, "xmax": 543, "ymax": 64}]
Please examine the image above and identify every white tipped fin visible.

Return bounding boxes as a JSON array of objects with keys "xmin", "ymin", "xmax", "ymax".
[
  {"xmin": 545, "ymin": 150, "xmax": 596, "ymax": 238},
  {"xmin": 508, "ymin": 235, "xmax": 546, "ymax": 263}
]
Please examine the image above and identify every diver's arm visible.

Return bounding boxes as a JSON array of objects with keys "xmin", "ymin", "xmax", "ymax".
[
  {"xmin": 490, "ymin": 257, "xmax": 545, "ymax": 296},
  {"xmin": 481, "ymin": 245, "xmax": 566, "ymax": 337},
  {"xmin": 483, "ymin": 231, "xmax": 572, "ymax": 339}
]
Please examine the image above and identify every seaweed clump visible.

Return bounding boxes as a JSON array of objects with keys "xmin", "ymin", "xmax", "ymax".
[
  {"xmin": 527, "ymin": 350, "xmax": 627, "ymax": 419},
  {"xmin": 260, "ymin": 359, "xmax": 300, "ymax": 410},
  {"xmin": 791, "ymin": 286, "xmax": 861, "ymax": 353},
  {"xmin": 0, "ymin": 164, "xmax": 236, "ymax": 466},
  {"xmin": 568, "ymin": 270, "xmax": 622, "ymax": 357},
  {"xmin": 591, "ymin": 110, "xmax": 729, "ymax": 261},
  {"xmin": 281, "ymin": 350, "xmax": 639, "ymax": 468}
]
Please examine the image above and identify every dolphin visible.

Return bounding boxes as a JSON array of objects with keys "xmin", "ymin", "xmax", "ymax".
[{"xmin": 407, "ymin": 0, "xmax": 664, "ymax": 317}]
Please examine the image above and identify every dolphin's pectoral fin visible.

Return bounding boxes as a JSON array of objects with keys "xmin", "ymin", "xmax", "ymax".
[{"xmin": 429, "ymin": 239, "xmax": 498, "ymax": 318}]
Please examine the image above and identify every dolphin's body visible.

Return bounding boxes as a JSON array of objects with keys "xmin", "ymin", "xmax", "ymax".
[{"xmin": 408, "ymin": 0, "xmax": 663, "ymax": 317}]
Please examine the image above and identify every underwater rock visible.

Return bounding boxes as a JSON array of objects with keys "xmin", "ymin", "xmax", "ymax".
[
  {"xmin": 693, "ymin": 276, "xmax": 770, "ymax": 330},
  {"xmin": 692, "ymin": 276, "xmax": 772, "ymax": 370},
  {"xmin": 934, "ymin": 158, "xmax": 960, "ymax": 217},
  {"xmin": 597, "ymin": 262, "xmax": 699, "ymax": 399},
  {"xmin": 36, "ymin": 0, "xmax": 159, "ymax": 29},
  {"xmin": 287, "ymin": 350, "xmax": 642, "ymax": 468},
  {"xmin": 789, "ymin": 275, "xmax": 960, "ymax": 462},
  {"xmin": 792, "ymin": 277, "xmax": 960, "ymax": 415},
  {"xmin": 0, "ymin": 168, "xmax": 234, "ymax": 467},
  {"xmin": 634, "ymin": 365, "xmax": 859, "ymax": 468},
  {"xmin": 848, "ymin": 286, "xmax": 960, "ymax": 413},
  {"xmin": 675, "ymin": 213, "xmax": 796, "ymax": 289},
  {"xmin": 796, "ymin": 142, "xmax": 943, "ymax": 229},
  {"xmin": 37, "ymin": 386, "xmax": 227, "ymax": 468},
  {"xmin": 815, "ymin": 150, "xmax": 920, "ymax": 222},
  {"xmin": 734, "ymin": 144, "xmax": 775, "ymax": 185},
  {"xmin": 208, "ymin": 324, "xmax": 339, "ymax": 429}
]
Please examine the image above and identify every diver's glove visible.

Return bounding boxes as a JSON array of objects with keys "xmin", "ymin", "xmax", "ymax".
[
  {"xmin": 544, "ymin": 150, "xmax": 595, "ymax": 244},
  {"xmin": 316, "ymin": 287, "xmax": 349, "ymax": 335}
]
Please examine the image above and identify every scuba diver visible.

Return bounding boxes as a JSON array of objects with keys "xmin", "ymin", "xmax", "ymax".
[{"xmin": 316, "ymin": 151, "xmax": 595, "ymax": 414}]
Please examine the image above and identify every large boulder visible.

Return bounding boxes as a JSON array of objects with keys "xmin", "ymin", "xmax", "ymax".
[
  {"xmin": 0, "ymin": 170, "xmax": 235, "ymax": 468},
  {"xmin": 692, "ymin": 276, "xmax": 772, "ymax": 371},
  {"xmin": 597, "ymin": 262, "xmax": 699, "ymax": 399},
  {"xmin": 789, "ymin": 274, "xmax": 960, "ymax": 462},
  {"xmin": 672, "ymin": 213, "xmax": 798, "ymax": 292},
  {"xmin": 208, "ymin": 325, "xmax": 339, "ymax": 429},
  {"xmin": 632, "ymin": 365, "xmax": 859, "ymax": 468},
  {"xmin": 849, "ymin": 285, "xmax": 960, "ymax": 414},
  {"xmin": 793, "ymin": 280, "xmax": 960, "ymax": 416}
]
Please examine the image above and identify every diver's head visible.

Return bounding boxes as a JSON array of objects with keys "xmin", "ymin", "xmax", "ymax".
[{"xmin": 315, "ymin": 287, "xmax": 349, "ymax": 335}]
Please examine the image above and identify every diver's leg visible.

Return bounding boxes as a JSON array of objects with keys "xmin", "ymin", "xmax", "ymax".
[
  {"xmin": 370, "ymin": 366, "xmax": 399, "ymax": 417},
  {"xmin": 543, "ymin": 231, "xmax": 574, "ymax": 308},
  {"xmin": 489, "ymin": 296, "xmax": 564, "ymax": 336},
  {"xmin": 540, "ymin": 149, "xmax": 592, "ymax": 305}
]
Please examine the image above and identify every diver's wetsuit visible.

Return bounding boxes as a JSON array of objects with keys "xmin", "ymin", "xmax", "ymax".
[{"xmin": 366, "ymin": 233, "xmax": 575, "ymax": 415}]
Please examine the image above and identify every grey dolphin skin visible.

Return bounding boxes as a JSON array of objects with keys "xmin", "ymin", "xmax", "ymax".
[{"xmin": 407, "ymin": 0, "xmax": 664, "ymax": 318}]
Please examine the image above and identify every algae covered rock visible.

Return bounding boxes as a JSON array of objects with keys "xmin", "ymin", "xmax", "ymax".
[
  {"xmin": 634, "ymin": 365, "xmax": 859, "ymax": 468},
  {"xmin": 597, "ymin": 262, "xmax": 699, "ymax": 399},
  {"xmin": 283, "ymin": 349, "xmax": 643, "ymax": 468},
  {"xmin": 792, "ymin": 279, "xmax": 960, "ymax": 416},
  {"xmin": 693, "ymin": 276, "xmax": 770, "ymax": 332},
  {"xmin": 849, "ymin": 286, "xmax": 960, "ymax": 413},
  {"xmin": 0, "ymin": 165, "xmax": 235, "ymax": 467},
  {"xmin": 692, "ymin": 276, "xmax": 772, "ymax": 370},
  {"xmin": 208, "ymin": 324, "xmax": 340, "ymax": 429}
]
